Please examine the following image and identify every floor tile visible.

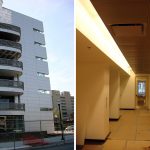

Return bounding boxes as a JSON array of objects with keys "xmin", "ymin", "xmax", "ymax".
[
  {"xmin": 136, "ymin": 131, "xmax": 150, "ymax": 141},
  {"xmin": 126, "ymin": 140, "xmax": 150, "ymax": 150},
  {"xmin": 102, "ymin": 140, "xmax": 126, "ymax": 150},
  {"xmin": 82, "ymin": 109, "xmax": 150, "ymax": 150},
  {"xmin": 83, "ymin": 144, "xmax": 103, "ymax": 150}
]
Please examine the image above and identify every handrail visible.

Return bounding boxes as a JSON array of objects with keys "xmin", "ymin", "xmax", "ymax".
[
  {"xmin": 0, "ymin": 103, "xmax": 25, "ymax": 111},
  {"xmin": 0, "ymin": 58, "xmax": 23, "ymax": 69},
  {"xmin": 0, "ymin": 23, "xmax": 21, "ymax": 34},
  {"xmin": 0, "ymin": 79, "xmax": 24, "ymax": 89},
  {"xmin": 0, "ymin": 39, "xmax": 22, "ymax": 50}
]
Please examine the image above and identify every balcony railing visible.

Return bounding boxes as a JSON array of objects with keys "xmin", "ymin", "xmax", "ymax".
[
  {"xmin": 0, "ymin": 58, "xmax": 23, "ymax": 69},
  {"xmin": 0, "ymin": 39, "xmax": 22, "ymax": 50},
  {"xmin": 0, "ymin": 23, "xmax": 21, "ymax": 34},
  {"xmin": 0, "ymin": 103, "xmax": 25, "ymax": 111},
  {"xmin": 0, "ymin": 79, "xmax": 24, "ymax": 89}
]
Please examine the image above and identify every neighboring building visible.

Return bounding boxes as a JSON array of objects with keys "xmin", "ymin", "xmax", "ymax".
[
  {"xmin": 52, "ymin": 90, "xmax": 74, "ymax": 121},
  {"xmin": 0, "ymin": 1, "xmax": 54, "ymax": 133}
]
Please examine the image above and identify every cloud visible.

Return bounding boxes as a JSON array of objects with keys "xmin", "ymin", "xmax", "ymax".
[
  {"xmin": 4, "ymin": 0, "xmax": 65, "ymax": 20},
  {"xmin": 50, "ymin": 69, "xmax": 74, "ymax": 95},
  {"xmin": 47, "ymin": 51, "xmax": 59, "ymax": 64}
]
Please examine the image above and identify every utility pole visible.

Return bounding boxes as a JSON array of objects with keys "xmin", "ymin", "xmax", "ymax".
[{"xmin": 58, "ymin": 103, "xmax": 65, "ymax": 141}]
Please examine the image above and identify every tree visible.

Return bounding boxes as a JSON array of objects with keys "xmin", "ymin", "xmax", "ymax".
[{"xmin": 70, "ymin": 112, "xmax": 74, "ymax": 121}]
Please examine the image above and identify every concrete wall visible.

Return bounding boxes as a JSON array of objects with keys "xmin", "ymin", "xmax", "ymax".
[
  {"xmin": 0, "ymin": 7, "xmax": 12, "ymax": 23},
  {"xmin": 35, "ymin": 45, "xmax": 47, "ymax": 59},
  {"xmin": 120, "ymin": 71, "xmax": 135, "ymax": 109},
  {"xmin": 77, "ymin": 62, "xmax": 110, "ymax": 145},
  {"xmin": 109, "ymin": 70, "xmax": 120, "ymax": 119},
  {"xmin": 33, "ymin": 31, "xmax": 45, "ymax": 45}
]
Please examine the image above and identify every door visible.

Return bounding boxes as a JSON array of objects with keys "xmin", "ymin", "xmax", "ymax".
[
  {"xmin": 0, "ymin": 116, "xmax": 6, "ymax": 131},
  {"xmin": 136, "ymin": 78, "xmax": 147, "ymax": 108}
]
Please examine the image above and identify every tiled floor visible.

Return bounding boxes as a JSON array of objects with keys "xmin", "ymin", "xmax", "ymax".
[{"xmin": 82, "ymin": 109, "xmax": 150, "ymax": 150}]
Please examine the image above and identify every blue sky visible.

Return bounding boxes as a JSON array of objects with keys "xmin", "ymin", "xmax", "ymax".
[{"xmin": 3, "ymin": 0, "xmax": 74, "ymax": 95}]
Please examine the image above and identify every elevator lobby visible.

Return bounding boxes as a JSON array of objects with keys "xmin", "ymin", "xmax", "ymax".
[{"xmin": 76, "ymin": 0, "xmax": 150, "ymax": 149}]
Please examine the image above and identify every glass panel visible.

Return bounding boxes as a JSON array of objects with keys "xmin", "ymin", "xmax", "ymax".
[
  {"xmin": 138, "ymin": 81, "xmax": 146, "ymax": 96},
  {"xmin": 0, "ymin": 58, "xmax": 23, "ymax": 68},
  {"xmin": 6, "ymin": 116, "xmax": 24, "ymax": 131},
  {"xmin": 0, "ymin": 39, "xmax": 22, "ymax": 50},
  {"xmin": 0, "ymin": 79, "xmax": 24, "ymax": 89},
  {"xmin": 0, "ymin": 22, "xmax": 21, "ymax": 33}
]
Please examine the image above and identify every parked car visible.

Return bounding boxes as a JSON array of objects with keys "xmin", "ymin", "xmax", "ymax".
[{"xmin": 65, "ymin": 125, "xmax": 74, "ymax": 133}]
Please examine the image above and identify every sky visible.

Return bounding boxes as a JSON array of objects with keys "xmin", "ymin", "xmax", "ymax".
[{"xmin": 3, "ymin": 0, "xmax": 74, "ymax": 95}]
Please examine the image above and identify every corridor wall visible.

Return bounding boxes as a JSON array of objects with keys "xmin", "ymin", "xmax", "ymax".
[
  {"xmin": 76, "ymin": 62, "xmax": 110, "ymax": 145},
  {"xmin": 109, "ymin": 70, "xmax": 120, "ymax": 119},
  {"xmin": 120, "ymin": 71, "xmax": 135, "ymax": 109}
]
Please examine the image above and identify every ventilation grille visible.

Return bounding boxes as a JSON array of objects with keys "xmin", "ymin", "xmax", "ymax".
[{"xmin": 110, "ymin": 23, "xmax": 145, "ymax": 36}]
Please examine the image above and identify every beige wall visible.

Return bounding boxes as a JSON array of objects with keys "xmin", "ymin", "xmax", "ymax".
[
  {"xmin": 76, "ymin": 62, "xmax": 110, "ymax": 145},
  {"xmin": 120, "ymin": 71, "xmax": 135, "ymax": 109},
  {"xmin": 109, "ymin": 70, "xmax": 120, "ymax": 119}
]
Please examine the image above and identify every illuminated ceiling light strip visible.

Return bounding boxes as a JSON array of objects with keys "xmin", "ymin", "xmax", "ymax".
[{"xmin": 76, "ymin": 0, "xmax": 133, "ymax": 75}]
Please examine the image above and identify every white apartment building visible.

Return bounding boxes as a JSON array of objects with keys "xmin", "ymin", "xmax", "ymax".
[{"xmin": 0, "ymin": 0, "xmax": 54, "ymax": 133}]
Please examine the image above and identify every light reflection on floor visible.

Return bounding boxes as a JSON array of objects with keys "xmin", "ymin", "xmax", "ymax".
[{"xmin": 81, "ymin": 109, "xmax": 150, "ymax": 150}]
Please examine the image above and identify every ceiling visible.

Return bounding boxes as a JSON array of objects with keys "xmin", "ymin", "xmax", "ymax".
[
  {"xmin": 91, "ymin": 0, "xmax": 150, "ymax": 74},
  {"xmin": 76, "ymin": 30, "xmax": 127, "ymax": 75},
  {"xmin": 77, "ymin": 30, "xmax": 111, "ymax": 64}
]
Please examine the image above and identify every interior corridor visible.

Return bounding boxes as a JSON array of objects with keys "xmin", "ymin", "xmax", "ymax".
[
  {"xmin": 82, "ymin": 109, "xmax": 150, "ymax": 150},
  {"xmin": 76, "ymin": 0, "xmax": 150, "ymax": 149}
]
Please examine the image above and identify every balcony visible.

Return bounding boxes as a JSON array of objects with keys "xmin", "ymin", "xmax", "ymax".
[
  {"xmin": 0, "ymin": 39, "xmax": 22, "ymax": 59},
  {"xmin": 0, "ymin": 79, "xmax": 24, "ymax": 89},
  {"xmin": 0, "ymin": 58, "xmax": 23, "ymax": 69},
  {"xmin": 0, "ymin": 80, "xmax": 24, "ymax": 95},
  {"xmin": 0, "ymin": 23, "xmax": 21, "ymax": 42},
  {"xmin": 0, "ymin": 58, "xmax": 23, "ymax": 75},
  {"xmin": 0, "ymin": 103, "xmax": 25, "ymax": 111}
]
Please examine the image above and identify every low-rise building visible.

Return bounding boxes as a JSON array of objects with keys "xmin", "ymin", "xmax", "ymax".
[{"xmin": 52, "ymin": 90, "xmax": 74, "ymax": 121}]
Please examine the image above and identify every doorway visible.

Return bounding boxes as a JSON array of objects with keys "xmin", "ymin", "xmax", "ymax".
[{"xmin": 136, "ymin": 76, "xmax": 148, "ymax": 108}]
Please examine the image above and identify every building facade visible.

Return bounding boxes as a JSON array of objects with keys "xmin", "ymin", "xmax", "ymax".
[
  {"xmin": 52, "ymin": 90, "xmax": 74, "ymax": 121},
  {"xmin": 0, "ymin": 0, "xmax": 54, "ymax": 133}
]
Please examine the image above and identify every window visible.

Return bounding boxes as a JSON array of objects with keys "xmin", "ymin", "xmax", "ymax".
[
  {"xmin": 137, "ymin": 81, "xmax": 146, "ymax": 96},
  {"xmin": 61, "ymin": 99, "xmax": 66, "ymax": 102},
  {"xmin": 62, "ymin": 112, "xmax": 67, "ymax": 115},
  {"xmin": 37, "ymin": 72, "xmax": 47, "ymax": 77},
  {"xmin": 61, "ymin": 102, "xmax": 66, "ymax": 105},
  {"xmin": 36, "ymin": 56, "xmax": 47, "ymax": 62},
  {"xmin": 38, "ymin": 89, "xmax": 50, "ymax": 94},
  {"xmin": 33, "ymin": 28, "xmax": 43, "ymax": 33},
  {"xmin": 61, "ymin": 106, "xmax": 66, "ymax": 108},
  {"xmin": 40, "ymin": 107, "xmax": 52, "ymax": 111},
  {"xmin": 34, "ymin": 41, "xmax": 44, "ymax": 46}
]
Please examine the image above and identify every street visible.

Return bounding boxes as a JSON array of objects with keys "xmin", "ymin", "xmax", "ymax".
[{"xmin": 35, "ymin": 143, "xmax": 74, "ymax": 150}]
